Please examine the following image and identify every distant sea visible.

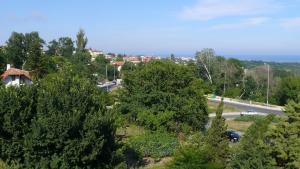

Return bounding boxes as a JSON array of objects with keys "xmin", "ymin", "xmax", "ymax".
[{"xmin": 226, "ymin": 55, "xmax": 300, "ymax": 63}]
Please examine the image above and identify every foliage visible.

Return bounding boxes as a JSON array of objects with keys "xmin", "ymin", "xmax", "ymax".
[
  {"xmin": 205, "ymin": 100, "xmax": 229, "ymax": 168},
  {"xmin": 276, "ymin": 76, "xmax": 300, "ymax": 105},
  {"xmin": 46, "ymin": 37, "xmax": 74, "ymax": 58},
  {"xmin": 229, "ymin": 115, "xmax": 274, "ymax": 169},
  {"xmin": 126, "ymin": 131, "xmax": 178, "ymax": 159},
  {"xmin": 5, "ymin": 32, "xmax": 26, "ymax": 68},
  {"xmin": 267, "ymin": 101, "xmax": 300, "ymax": 168},
  {"xmin": 0, "ymin": 47, "xmax": 6, "ymax": 73},
  {"xmin": 167, "ymin": 134, "xmax": 222, "ymax": 169},
  {"xmin": 76, "ymin": 29, "xmax": 88, "ymax": 52},
  {"xmin": 91, "ymin": 55, "xmax": 119, "ymax": 81},
  {"xmin": 0, "ymin": 71, "xmax": 120, "ymax": 168},
  {"xmin": 234, "ymin": 115, "xmax": 280, "ymax": 123},
  {"xmin": 119, "ymin": 60, "xmax": 208, "ymax": 133}
]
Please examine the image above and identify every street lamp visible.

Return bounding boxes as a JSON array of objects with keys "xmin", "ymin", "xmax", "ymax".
[{"xmin": 264, "ymin": 63, "xmax": 270, "ymax": 106}]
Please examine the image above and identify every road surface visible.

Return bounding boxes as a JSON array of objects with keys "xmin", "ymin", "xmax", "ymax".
[{"xmin": 208, "ymin": 98, "xmax": 284, "ymax": 116}]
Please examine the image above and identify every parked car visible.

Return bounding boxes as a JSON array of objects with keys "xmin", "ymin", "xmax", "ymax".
[
  {"xmin": 226, "ymin": 130, "xmax": 240, "ymax": 142},
  {"xmin": 240, "ymin": 110, "xmax": 258, "ymax": 116}
]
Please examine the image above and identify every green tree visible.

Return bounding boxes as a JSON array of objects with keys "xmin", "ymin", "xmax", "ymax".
[
  {"xmin": 0, "ymin": 71, "xmax": 121, "ymax": 168},
  {"xmin": 0, "ymin": 47, "xmax": 6, "ymax": 73},
  {"xmin": 167, "ymin": 144, "xmax": 222, "ymax": 169},
  {"xmin": 119, "ymin": 60, "xmax": 208, "ymax": 133},
  {"xmin": 46, "ymin": 39, "xmax": 59, "ymax": 56},
  {"xmin": 76, "ymin": 29, "xmax": 88, "ymax": 52},
  {"xmin": 229, "ymin": 115, "xmax": 274, "ymax": 169},
  {"xmin": 276, "ymin": 76, "xmax": 300, "ymax": 105},
  {"xmin": 58, "ymin": 37, "xmax": 74, "ymax": 58},
  {"xmin": 205, "ymin": 100, "xmax": 229, "ymax": 168},
  {"xmin": 5, "ymin": 32, "xmax": 26, "ymax": 68},
  {"xmin": 23, "ymin": 32, "xmax": 47, "ymax": 77},
  {"xmin": 267, "ymin": 101, "xmax": 300, "ymax": 168},
  {"xmin": 167, "ymin": 134, "xmax": 222, "ymax": 169},
  {"xmin": 46, "ymin": 37, "xmax": 74, "ymax": 58}
]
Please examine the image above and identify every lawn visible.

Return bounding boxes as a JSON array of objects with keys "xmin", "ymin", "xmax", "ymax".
[{"xmin": 226, "ymin": 120, "xmax": 253, "ymax": 132}]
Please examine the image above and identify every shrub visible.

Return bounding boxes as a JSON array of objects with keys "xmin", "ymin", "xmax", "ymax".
[{"xmin": 126, "ymin": 131, "xmax": 178, "ymax": 159}]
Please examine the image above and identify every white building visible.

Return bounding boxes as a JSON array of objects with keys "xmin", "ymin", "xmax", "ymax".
[
  {"xmin": 88, "ymin": 48, "xmax": 104, "ymax": 61},
  {"xmin": 1, "ymin": 64, "xmax": 32, "ymax": 87}
]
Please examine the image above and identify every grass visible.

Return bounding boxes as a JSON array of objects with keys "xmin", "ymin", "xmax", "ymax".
[
  {"xmin": 234, "ymin": 115, "xmax": 281, "ymax": 123},
  {"xmin": 208, "ymin": 102, "xmax": 241, "ymax": 113},
  {"xmin": 142, "ymin": 157, "xmax": 172, "ymax": 169},
  {"xmin": 116, "ymin": 124, "xmax": 146, "ymax": 138},
  {"xmin": 226, "ymin": 120, "xmax": 253, "ymax": 132}
]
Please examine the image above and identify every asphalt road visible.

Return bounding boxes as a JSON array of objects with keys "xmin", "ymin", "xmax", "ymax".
[{"xmin": 209, "ymin": 99, "xmax": 284, "ymax": 116}]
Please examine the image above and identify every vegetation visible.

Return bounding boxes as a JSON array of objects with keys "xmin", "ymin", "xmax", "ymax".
[
  {"xmin": 126, "ymin": 131, "xmax": 178, "ymax": 159},
  {"xmin": 1, "ymin": 30, "xmax": 300, "ymax": 169},
  {"xmin": 119, "ymin": 60, "xmax": 208, "ymax": 133}
]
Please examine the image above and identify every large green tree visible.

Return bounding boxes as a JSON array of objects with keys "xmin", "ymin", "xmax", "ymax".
[
  {"xmin": 0, "ymin": 47, "xmax": 6, "ymax": 73},
  {"xmin": 267, "ymin": 101, "xmax": 300, "ymax": 168},
  {"xmin": 0, "ymin": 71, "xmax": 120, "ymax": 168},
  {"xmin": 276, "ymin": 76, "xmax": 300, "ymax": 105},
  {"xmin": 229, "ymin": 115, "xmax": 274, "ymax": 169},
  {"xmin": 46, "ymin": 37, "xmax": 74, "ymax": 58},
  {"xmin": 119, "ymin": 60, "xmax": 208, "ymax": 133},
  {"xmin": 76, "ymin": 29, "xmax": 88, "ymax": 52},
  {"xmin": 5, "ymin": 32, "xmax": 26, "ymax": 68}
]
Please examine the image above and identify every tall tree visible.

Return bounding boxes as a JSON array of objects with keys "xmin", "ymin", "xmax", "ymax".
[
  {"xmin": 0, "ymin": 47, "xmax": 6, "ymax": 73},
  {"xmin": 0, "ymin": 71, "xmax": 120, "ymax": 168},
  {"xmin": 46, "ymin": 37, "xmax": 74, "ymax": 58},
  {"xmin": 276, "ymin": 76, "xmax": 300, "ymax": 105},
  {"xmin": 205, "ymin": 99, "xmax": 229, "ymax": 168},
  {"xmin": 5, "ymin": 32, "xmax": 26, "ymax": 68},
  {"xmin": 119, "ymin": 60, "xmax": 208, "ymax": 132},
  {"xmin": 23, "ymin": 32, "xmax": 46, "ymax": 77},
  {"xmin": 46, "ymin": 39, "xmax": 59, "ymax": 56},
  {"xmin": 229, "ymin": 115, "xmax": 274, "ymax": 169},
  {"xmin": 196, "ymin": 48, "xmax": 216, "ymax": 84},
  {"xmin": 58, "ymin": 37, "xmax": 74, "ymax": 58},
  {"xmin": 76, "ymin": 29, "xmax": 88, "ymax": 52},
  {"xmin": 267, "ymin": 101, "xmax": 300, "ymax": 168}
]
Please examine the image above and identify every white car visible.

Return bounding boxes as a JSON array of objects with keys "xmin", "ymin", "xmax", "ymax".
[{"xmin": 240, "ymin": 110, "xmax": 258, "ymax": 116}]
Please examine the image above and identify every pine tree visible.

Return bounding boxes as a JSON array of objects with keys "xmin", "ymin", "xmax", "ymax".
[
  {"xmin": 229, "ymin": 115, "xmax": 274, "ymax": 169},
  {"xmin": 205, "ymin": 99, "xmax": 229, "ymax": 168},
  {"xmin": 268, "ymin": 101, "xmax": 300, "ymax": 168}
]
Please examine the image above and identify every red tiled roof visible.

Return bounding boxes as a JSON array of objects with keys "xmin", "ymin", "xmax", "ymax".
[
  {"xmin": 112, "ymin": 61, "xmax": 125, "ymax": 66},
  {"xmin": 1, "ymin": 68, "xmax": 32, "ymax": 80}
]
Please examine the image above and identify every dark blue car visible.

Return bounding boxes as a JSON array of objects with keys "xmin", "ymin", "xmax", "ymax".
[{"xmin": 226, "ymin": 130, "xmax": 240, "ymax": 142}]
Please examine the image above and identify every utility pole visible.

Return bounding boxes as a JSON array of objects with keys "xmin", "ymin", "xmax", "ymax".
[
  {"xmin": 106, "ymin": 64, "xmax": 108, "ymax": 81},
  {"xmin": 264, "ymin": 63, "xmax": 270, "ymax": 106},
  {"xmin": 113, "ymin": 65, "xmax": 116, "ymax": 81},
  {"xmin": 267, "ymin": 64, "xmax": 270, "ymax": 106}
]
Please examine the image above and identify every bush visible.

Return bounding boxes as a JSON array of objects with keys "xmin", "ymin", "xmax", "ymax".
[
  {"xmin": 0, "ymin": 71, "xmax": 120, "ymax": 169},
  {"xmin": 126, "ymin": 131, "xmax": 179, "ymax": 159},
  {"xmin": 166, "ymin": 145, "xmax": 222, "ymax": 169}
]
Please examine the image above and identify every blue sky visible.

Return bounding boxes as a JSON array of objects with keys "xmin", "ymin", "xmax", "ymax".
[{"xmin": 1, "ymin": 0, "xmax": 300, "ymax": 58}]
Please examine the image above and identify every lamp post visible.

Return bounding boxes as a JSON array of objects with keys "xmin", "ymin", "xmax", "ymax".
[{"xmin": 264, "ymin": 63, "xmax": 270, "ymax": 106}]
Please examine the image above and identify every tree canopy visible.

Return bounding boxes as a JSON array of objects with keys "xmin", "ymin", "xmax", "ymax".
[{"xmin": 119, "ymin": 60, "xmax": 208, "ymax": 133}]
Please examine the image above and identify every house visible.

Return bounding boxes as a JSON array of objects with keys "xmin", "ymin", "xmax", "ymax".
[
  {"xmin": 1, "ymin": 64, "xmax": 32, "ymax": 87},
  {"xmin": 88, "ymin": 48, "xmax": 104, "ymax": 61},
  {"xmin": 112, "ymin": 61, "xmax": 125, "ymax": 72}
]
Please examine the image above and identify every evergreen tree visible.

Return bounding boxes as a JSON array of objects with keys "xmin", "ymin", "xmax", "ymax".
[
  {"xmin": 76, "ymin": 29, "xmax": 88, "ymax": 52},
  {"xmin": 205, "ymin": 99, "xmax": 229, "ymax": 168},
  {"xmin": 267, "ymin": 101, "xmax": 300, "ymax": 168},
  {"xmin": 229, "ymin": 115, "xmax": 274, "ymax": 169}
]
